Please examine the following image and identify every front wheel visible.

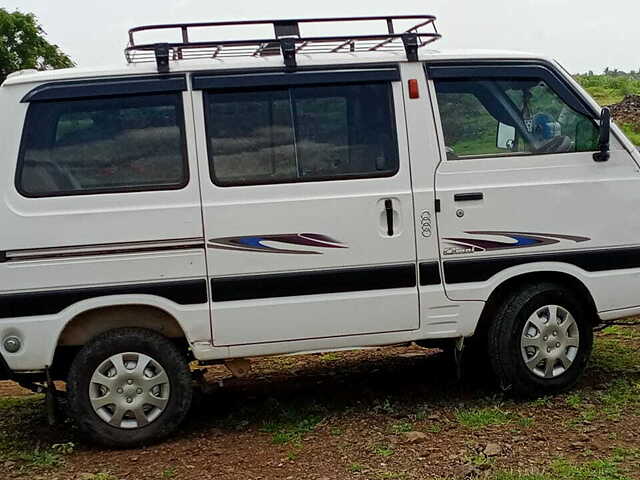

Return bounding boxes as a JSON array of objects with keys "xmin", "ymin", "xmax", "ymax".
[
  {"xmin": 488, "ymin": 282, "xmax": 593, "ymax": 397},
  {"xmin": 67, "ymin": 328, "xmax": 192, "ymax": 448}
]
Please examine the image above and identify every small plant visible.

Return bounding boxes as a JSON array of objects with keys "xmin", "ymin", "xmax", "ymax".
[
  {"xmin": 319, "ymin": 352, "xmax": 339, "ymax": 362},
  {"xmin": 261, "ymin": 411, "xmax": 324, "ymax": 445},
  {"xmin": 456, "ymin": 406, "xmax": 512, "ymax": 429},
  {"xmin": 330, "ymin": 426, "xmax": 345, "ymax": 436},
  {"xmin": 566, "ymin": 392, "xmax": 583, "ymax": 409},
  {"xmin": 373, "ymin": 398, "xmax": 397, "ymax": 415},
  {"xmin": 377, "ymin": 472, "xmax": 406, "ymax": 479},
  {"xmin": 425, "ymin": 423, "xmax": 442, "ymax": 433},
  {"xmin": 161, "ymin": 466, "xmax": 177, "ymax": 478},
  {"xmin": 85, "ymin": 474, "xmax": 118, "ymax": 480},
  {"xmin": 390, "ymin": 422, "xmax": 413, "ymax": 434},
  {"xmin": 286, "ymin": 450, "xmax": 298, "ymax": 461},
  {"xmin": 348, "ymin": 463, "xmax": 365, "ymax": 473},
  {"xmin": 24, "ymin": 448, "xmax": 64, "ymax": 469},
  {"xmin": 516, "ymin": 416, "xmax": 535, "ymax": 428},
  {"xmin": 372, "ymin": 445, "xmax": 394, "ymax": 457}
]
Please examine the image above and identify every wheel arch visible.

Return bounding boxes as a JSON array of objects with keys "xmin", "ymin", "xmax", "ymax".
[
  {"xmin": 52, "ymin": 303, "xmax": 191, "ymax": 379},
  {"xmin": 472, "ymin": 270, "xmax": 599, "ymax": 344}
]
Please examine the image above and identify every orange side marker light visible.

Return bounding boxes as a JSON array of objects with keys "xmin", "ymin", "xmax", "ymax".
[{"xmin": 408, "ymin": 79, "xmax": 420, "ymax": 99}]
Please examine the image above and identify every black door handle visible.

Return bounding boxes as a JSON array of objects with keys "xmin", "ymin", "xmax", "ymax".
[
  {"xmin": 454, "ymin": 192, "xmax": 484, "ymax": 202},
  {"xmin": 384, "ymin": 199, "xmax": 394, "ymax": 236}
]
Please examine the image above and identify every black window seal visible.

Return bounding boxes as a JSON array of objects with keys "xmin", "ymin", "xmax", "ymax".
[
  {"xmin": 425, "ymin": 62, "xmax": 596, "ymax": 119},
  {"xmin": 15, "ymin": 91, "xmax": 190, "ymax": 199},
  {"xmin": 203, "ymin": 80, "xmax": 401, "ymax": 188},
  {"xmin": 21, "ymin": 74, "xmax": 188, "ymax": 103},
  {"xmin": 192, "ymin": 67, "xmax": 400, "ymax": 91}
]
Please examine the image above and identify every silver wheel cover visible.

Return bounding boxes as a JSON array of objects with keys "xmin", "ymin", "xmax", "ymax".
[
  {"xmin": 89, "ymin": 352, "xmax": 170, "ymax": 429},
  {"xmin": 521, "ymin": 305, "xmax": 580, "ymax": 379}
]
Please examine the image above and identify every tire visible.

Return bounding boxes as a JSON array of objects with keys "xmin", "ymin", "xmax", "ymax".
[
  {"xmin": 67, "ymin": 328, "xmax": 192, "ymax": 448},
  {"xmin": 488, "ymin": 282, "xmax": 593, "ymax": 397}
]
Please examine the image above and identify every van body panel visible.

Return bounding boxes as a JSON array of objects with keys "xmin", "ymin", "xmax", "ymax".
[{"xmin": 192, "ymin": 80, "xmax": 423, "ymax": 345}]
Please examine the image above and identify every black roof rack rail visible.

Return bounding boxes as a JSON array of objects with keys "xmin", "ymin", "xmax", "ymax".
[{"xmin": 125, "ymin": 15, "xmax": 441, "ymax": 73}]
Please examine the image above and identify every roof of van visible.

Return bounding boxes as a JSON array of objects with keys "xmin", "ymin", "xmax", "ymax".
[{"xmin": 2, "ymin": 49, "xmax": 552, "ymax": 87}]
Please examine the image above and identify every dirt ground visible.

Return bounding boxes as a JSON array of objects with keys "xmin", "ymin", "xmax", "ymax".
[{"xmin": 0, "ymin": 325, "xmax": 639, "ymax": 480}]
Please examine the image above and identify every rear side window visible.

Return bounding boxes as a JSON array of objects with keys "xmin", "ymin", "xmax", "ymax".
[
  {"xmin": 205, "ymin": 83, "xmax": 399, "ymax": 186},
  {"xmin": 17, "ymin": 93, "xmax": 188, "ymax": 197}
]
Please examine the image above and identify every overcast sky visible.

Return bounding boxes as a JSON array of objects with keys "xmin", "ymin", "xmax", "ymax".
[{"xmin": 5, "ymin": 0, "xmax": 639, "ymax": 74}]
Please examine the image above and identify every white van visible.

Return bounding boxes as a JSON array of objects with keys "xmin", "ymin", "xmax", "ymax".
[{"xmin": 0, "ymin": 15, "xmax": 635, "ymax": 447}]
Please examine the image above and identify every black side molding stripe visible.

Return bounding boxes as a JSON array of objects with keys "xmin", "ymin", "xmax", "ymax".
[
  {"xmin": 212, "ymin": 264, "xmax": 416, "ymax": 302},
  {"xmin": 22, "ymin": 75, "xmax": 188, "ymax": 103},
  {"xmin": 0, "ymin": 279, "xmax": 208, "ymax": 319},
  {"xmin": 444, "ymin": 246, "xmax": 640, "ymax": 284},
  {"xmin": 419, "ymin": 262, "xmax": 441, "ymax": 286}
]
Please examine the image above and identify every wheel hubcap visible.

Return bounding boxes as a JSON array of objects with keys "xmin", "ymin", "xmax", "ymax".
[
  {"xmin": 89, "ymin": 352, "xmax": 170, "ymax": 429},
  {"xmin": 520, "ymin": 305, "xmax": 580, "ymax": 379}
]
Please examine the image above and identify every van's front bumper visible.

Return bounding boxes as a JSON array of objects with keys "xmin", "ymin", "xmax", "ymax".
[{"xmin": 0, "ymin": 352, "xmax": 13, "ymax": 380}]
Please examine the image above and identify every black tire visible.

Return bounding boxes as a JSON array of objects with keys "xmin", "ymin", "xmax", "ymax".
[
  {"xmin": 67, "ymin": 328, "xmax": 192, "ymax": 448},
  {"xmin": 488, "ymin": 282, "xmax": 593, "ymax": 397}
]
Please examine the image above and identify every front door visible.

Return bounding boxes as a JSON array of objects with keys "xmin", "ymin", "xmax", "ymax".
[
  {"xmin": 192, "ymin": 69, "xmax": 419, "ymax": 346},
  {"xmin": 430, "ymin": 63, "xmax": 640, "ymax": 309}
]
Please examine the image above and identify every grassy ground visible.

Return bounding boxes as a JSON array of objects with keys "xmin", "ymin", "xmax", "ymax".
[
  {"xmin": 576, "ymin": 74, "xmax": 640, "ymax": 144},
  {"xmin": 575, "ymin": 74, "xmax": 640, "ymax": 106},
  {"xmin": 0, "ymin": 325, "xmax": 639, "ymax": 479}
]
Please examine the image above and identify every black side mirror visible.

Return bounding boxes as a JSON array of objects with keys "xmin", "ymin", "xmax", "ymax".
[{"xmin": 593, "ymin": 107, "xmax": 611, "ymax": 162}]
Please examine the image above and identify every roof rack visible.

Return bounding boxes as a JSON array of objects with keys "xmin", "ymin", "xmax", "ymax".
[{"xmin": 125, "ymin": 15, "xmax": 441, "ymax": 73}]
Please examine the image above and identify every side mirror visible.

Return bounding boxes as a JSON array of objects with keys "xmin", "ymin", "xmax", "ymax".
[
  {"xmin": 496, "ymin": 122, "xmax": 516, "ymax": 150},
  {"xmin": 593, "ymin": 107, "xmax": 611, "ymax": 162}
]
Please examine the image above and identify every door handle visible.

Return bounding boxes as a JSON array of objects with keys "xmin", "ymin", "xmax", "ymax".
[
  {"xmin": 454, "ymin": 192, "xmax": 484, "ymax": 202},
  {"xmin": 384, "ymin": 199, "xmax": 394, "ymax": 236}
]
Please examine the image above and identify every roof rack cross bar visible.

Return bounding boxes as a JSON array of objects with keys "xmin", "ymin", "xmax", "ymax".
[{"xmin": 125, "ymin": 16, "xmax": 441, "ymax": 72}]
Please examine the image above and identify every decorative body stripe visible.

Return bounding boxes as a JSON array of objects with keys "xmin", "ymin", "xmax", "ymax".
[
  {"xmin": 208, "ymin": 233, "xmax": 347, "ymax": 255},
  {"xmin": 444, "ymin": 231, "xmax": 590, "ymax": 253},
  {"xmin": 3, "ymin": 238, "xmax": 205, "ymax": 262}
]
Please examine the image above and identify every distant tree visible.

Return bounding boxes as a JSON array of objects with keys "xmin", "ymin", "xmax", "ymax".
[{"xmin": 0, "ymin": 9, "xmax": 74, "ymax": 84}]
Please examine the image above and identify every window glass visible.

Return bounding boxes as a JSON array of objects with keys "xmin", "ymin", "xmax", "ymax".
[
  {"xmin": 206, "ymin": 82, "xmax": 399, "ymax": 186},
  {"xmin": 18, "ymin": 94, "xmax": 187, "ymax": 196},
  {"xmin": 434, "ymin": 78, "xmax": 599, "ymax": 160}
]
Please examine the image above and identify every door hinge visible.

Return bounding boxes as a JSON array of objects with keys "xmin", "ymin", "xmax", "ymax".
[{"xmin": 435, "ymin": 199, "xmax": 441, "ymax": 213}]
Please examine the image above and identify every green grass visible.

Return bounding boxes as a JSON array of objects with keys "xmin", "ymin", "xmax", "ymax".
[
  {"xmin": 602, "ymin": 325, "xmax": 640, "ymax": 339},
  {"xmin": 80, "ymin": 474, "xmax": 118, "ymax": 480},
  {"xmin": 491, "ymin": 456, "xmax": 634, "ymax": 480},
  {"xmin": 319, "ymin": 353, "xmax": 339, "ymax": 362},
  {"xmin": 372, "ymin": 444, "xmax": 394, "ymax": 457},
  {"xmin": 455, "ymin": 406, "xmax": 512, "ymax": 429},
  {"xmin": 260, "ymin": 407, "xmax": 324, "ymax": 445},
  {"xmin": 576, "ymin": 74, "xmax": 640, "ymax": 106},
  {"xmin": 348, "ymin": 463, "xmax": 366, "ymax": 473},
  {"xmin": 0, "ymin": 395, "xmax": 74, "ymax": 473},
  {"xmin": 161, "ymin": 467, "xmax": 177, "ymax": 478},
  {"xmin": 591, "ymin": 337, "xmax": 640, "ymax": 373},
  {"xmin": 390, "ymin": 421, "xmax": 413, "ymax": 434}
]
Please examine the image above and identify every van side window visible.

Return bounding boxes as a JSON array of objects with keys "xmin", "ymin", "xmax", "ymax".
[
  {"xmin": 205, "ymin": 83, "xmax": 399, "ymax": 186},
  {"xmin": 17, "ymin": 93, "xmax": 188, "ymax": 197},
  {"xmin": 434, "ymin": 78, "xmax": 599, "ymax": 160}
]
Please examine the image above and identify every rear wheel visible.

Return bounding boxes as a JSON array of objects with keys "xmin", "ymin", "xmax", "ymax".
[
  {"xmin": 67, "ymin": 328, "xmax": 192, "ymax": 447},
  {"xmin": 488, "ymin": 282, "xmax": 593, "ymax": 397}
]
